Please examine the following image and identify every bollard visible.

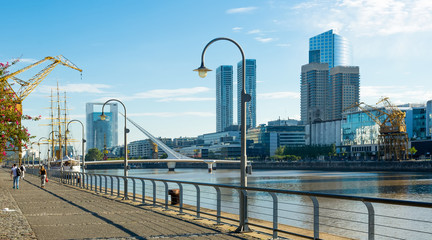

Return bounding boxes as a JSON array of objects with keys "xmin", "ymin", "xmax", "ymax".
[{"xmin": 168, "ymin": 189, "xmax": 180, "ymax": 205}]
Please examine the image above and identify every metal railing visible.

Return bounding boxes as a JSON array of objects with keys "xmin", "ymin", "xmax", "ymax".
[{"xmin": 29, "ymin": 169, "xmax": 432, "ymax": 240}]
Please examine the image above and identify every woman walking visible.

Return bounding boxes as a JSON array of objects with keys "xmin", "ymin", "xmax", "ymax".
[{"xmin": 39, "ymin": 166, "xmax": 47, "ymax": 188}]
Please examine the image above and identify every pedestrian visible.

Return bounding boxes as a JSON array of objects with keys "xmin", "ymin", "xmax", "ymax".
[
  {"xmin": 20, "ymin": 164, "xmax": 26, "ymax": 179},
  {"xmin": 10, "ymin": 164, "xmax": 20, "ymax": 189},
  {"xmin": 39, "ymin": 166, "xmax": 47, "ymax": 188}
]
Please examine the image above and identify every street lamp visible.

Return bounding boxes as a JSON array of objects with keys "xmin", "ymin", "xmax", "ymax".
[
  {"xmin": 66, "ymin": 119, "xmax": 86, "ymax": 172},
  {"xmin": 101, "ymin": 99, "xmax": 129, "ymax": 200},
  {"xmin": 194, "ymin": 37, "xmax": 251, "ymax": 232}
]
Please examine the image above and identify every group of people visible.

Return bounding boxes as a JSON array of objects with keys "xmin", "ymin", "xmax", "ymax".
[{"xmin": 10, "ymin": 164, "xmax": 48, "ymax": 189}]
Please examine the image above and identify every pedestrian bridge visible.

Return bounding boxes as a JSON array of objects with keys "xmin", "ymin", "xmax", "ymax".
[{"xmin": 85, "ymin": 114, "xmax": 244, "ymax": 171}]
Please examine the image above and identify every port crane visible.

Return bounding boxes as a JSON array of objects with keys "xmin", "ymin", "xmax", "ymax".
[
  {"xmin": 345, "ymin": 97, "xmax": 408, "ymax": 161},
  {"xmin": 0, "ymin": 56, "xmax": 82, "ymax": 164}
]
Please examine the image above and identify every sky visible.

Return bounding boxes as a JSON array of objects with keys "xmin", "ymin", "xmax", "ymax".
[{"xmin": 2, "ymin": 0, "xmax": 432, "ymax": 155}]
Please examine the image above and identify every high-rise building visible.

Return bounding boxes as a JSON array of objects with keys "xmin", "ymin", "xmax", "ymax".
[
  {"xmin": 309, "ymin": 29, "xmax": 351, "ymax": 69},
  {"xmin": 86, "ymin": 103, "xmax": 118, "ymax": 151},
  {"xmin": 300, "ymin": 63, "xmax": 329, "ymax": 124},
  {"xmin": 302, "ymin": 30, "xmax": 359, "ymax": 124},
  {"xmin": 216, "ymin": 65, "xmax": 233, "ymax": 132},
  {"xmin": 237, "ymin": 59, "xmax": 256, "ymax": 129},
  {"xmin": 329, "ymin": 66, "xmax": 360, "ymax": 120}
]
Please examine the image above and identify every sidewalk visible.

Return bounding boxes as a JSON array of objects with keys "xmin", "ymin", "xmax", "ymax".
[{"xmin": 0, "ymin": 169, "xmax": 259, "ymax": 239}]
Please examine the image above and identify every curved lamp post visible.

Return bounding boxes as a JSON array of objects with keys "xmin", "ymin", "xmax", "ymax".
[
  {"xmin": 47, "ymin": 130, "xmax": 59, "ymax": 170},
  {"xmin": 194, "ymin": 37, "xmax": 251, "ymax": 232},
  {"xmin": 66, "ymin": 119, "xmax": 86, "ymax": 172},
  {"xmin": 101, "ymin": 99, "xmax": 129, "ymax": 200},
  {"xmin": 38, "ymin": 137, "xmax": 48, "ymax": 166}
]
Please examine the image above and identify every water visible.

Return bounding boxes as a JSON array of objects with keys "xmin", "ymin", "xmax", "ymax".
[{"xmin": 88, "ymin": 168, "xmax": 432, "ymax": 239}]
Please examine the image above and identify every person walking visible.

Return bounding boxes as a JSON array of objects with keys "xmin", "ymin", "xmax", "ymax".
[
  {"xmin": 39, "ymin": 166, "xmax": 47, "ymax": 188},
  {"xmin": 20, "ymin": 164, "xmax": 26, "ymax": 179},
  {"xmin": 10, "ymin": 164, "xmax": 20, "ymax": 189}
]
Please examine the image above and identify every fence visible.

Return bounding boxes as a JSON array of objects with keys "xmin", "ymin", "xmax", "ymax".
[{"xmin": 28, "ymin": 168, "xmax": 432, "ymax": 240}]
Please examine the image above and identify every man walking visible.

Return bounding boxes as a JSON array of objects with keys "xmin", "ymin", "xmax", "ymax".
[{"xmin": 10, "ymin": 164, "xmax": 20, "ymax": 189}]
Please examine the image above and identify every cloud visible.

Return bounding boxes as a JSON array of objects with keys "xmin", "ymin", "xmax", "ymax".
[
  {"xmin": 11, "ymin": 58, "xmax": 38, "ymax": 64},
  {"xmin": 258, "ymin": 91, "xmax": 300, "ymax": 99},
  {"xmin": 226, "ymin": 7, "xmax": 257, "ymax": 14},
  {"xmin": 129, "ymin": 112, "xmax": 215, "ymax": 118},
  {"xmin": 38, "ymin": 83, "xmax": 111, "ymax": 94},
  {"xmin": 361, "ymin": 85, "xmax": 432, "ymax": 104},
  {"xmin": 157, "ymin": 97, "xmax": 215, "ymax": 102},
  {"xmin": 248, "ymin": 29, "xmax": 261, "ymax": 34},
  {"xmin": 232, "ymin": 27, "xmax": 243, "ymax": 32},
  {"xmin": 255, "ymin": 37, "xmax": 276, "ymax": 43},
  {"xmin": 276, "ymin": 43, "xmax": 291, "ymax": 47},
  {"xmin": 292, "ymin": 0, "xmax": 432, "ymax": 36}
]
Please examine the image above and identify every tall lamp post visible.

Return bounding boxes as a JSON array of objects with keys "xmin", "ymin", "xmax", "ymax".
[
  {"xmin": 194, "ymin": 37, "xmax": 251, "ymax": 232},
  {"xmin": 66, "ymin": 119, "xmax": 86, "ymax": 172},
  {"xmin": 101, "ymin": 99, "xmax": 129, "ymax": 200}
]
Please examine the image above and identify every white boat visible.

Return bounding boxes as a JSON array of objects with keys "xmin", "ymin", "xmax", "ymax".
[{"xmin": 50, "ymin": 156, "xmax": 81, "ymax": 173}]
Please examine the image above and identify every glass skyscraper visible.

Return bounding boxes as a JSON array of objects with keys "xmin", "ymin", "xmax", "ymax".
[
  {"xmin": 86, "ymin": 103, "xmax": 118, "ymax": 151},
  {"xmin": 237, "ymin": 59, "xmax": 256, "ymax": 129},
  {"xmin": 309, "ymin": 29, "xmax": 352, "ymax": 68},
  {"xmin": 216, "ymin": 65, "xmax": 233, "ymax": 132}
]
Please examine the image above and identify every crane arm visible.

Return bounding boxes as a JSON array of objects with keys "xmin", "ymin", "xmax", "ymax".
[{"xmin": 0, "ymin": 57, "xmax": 54, "ymax": 83}]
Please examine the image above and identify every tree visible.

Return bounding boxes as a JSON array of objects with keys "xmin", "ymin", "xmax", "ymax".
[
  {"xmin": 409, "ymin": 147, "xmax": 417, "ymax": 159},
  {"xmin": 86, "ymin": 148, "xmax": 103, "ymax": 161},
  {"xmin": 160, "ymin": 153, "xmax": 168, "ymax": 159}
]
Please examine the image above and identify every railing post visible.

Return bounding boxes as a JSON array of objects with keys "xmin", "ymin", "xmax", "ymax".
[
  {"xmin": 86, "ymin": 173, "xmax": 89, "ymax": 190},
  {"xmin": 193, "ymin": 184, "xmax": 201, "ymax": 219},
  {"xmin": 213, "ymin": 186, "xmax": 221, "ymax": 225},
  {"xmin": 104, "ymin": 176, "xmax": 108, "ymax": 194},
  {"xmin": 99, "ymin": 175, "xmax": 103, "ymax": 193},
  {"xmin": 163, "ymin": 182, "xmax": 169, "ymax": 210},
  {"xmin": 141, "ymin": 179, "xmax": 146, "ymax": 204},
  {"xmin": 94, "ymin": 174, "xmax": 98, "ymax": 193},
  {"xmin": 110, "ymin": 176, "xmax": 114, "ymax": 196},
  {"xmin": 116, "ymin": 176, "xmax": 120, "ymax": 197},
  {"xmin": 178, "ymin": 183, "xmax": 184, "ymax": 214},
  {"xmin": 123, "ymin": 177, "xmax": 129, "ymax": 200},
  {"xmin": 309, "ymin": 196, "xmax": 319, "ymax": 240},
  {"xmin": 90, "ymin": 174, "xmax": 93, "ymax": 191},
  {"xmin": 132, "ymin": 178, "xmax": 136, "ymax": 202},
  {"xmin": 151, "ymin": 180, "xmax": 156, "ymax": 207},
  {"xmin": 363, "ymin": 201, "xmax": 375, "ymax": 240},
  {"xmin": 269, "ymin": 192, "xmax": 278, "ymax": 239}
]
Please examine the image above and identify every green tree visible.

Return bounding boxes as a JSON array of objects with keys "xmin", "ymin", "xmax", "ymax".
[
  {"xmin": 86, "ymin": 148, "xmax": 103, "ymax": 161},
  {"xmin": 409, "ymin": 147, "xmax": 417, "ymax": 159},
  {"xmin": 160, "ymin": 153, "xmax": 168, "ymax": 159}
]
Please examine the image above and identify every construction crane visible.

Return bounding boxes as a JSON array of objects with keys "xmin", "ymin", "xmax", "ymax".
[
  {"xmin": 345, "ymin": 97, "xmax": 408, "ymax": 161},
  {"xmin": 0, "ymin": 56, "xmax": 82, "ymax": 164}
]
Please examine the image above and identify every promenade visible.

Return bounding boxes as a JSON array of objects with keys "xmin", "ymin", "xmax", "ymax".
[{"xmin": 0, "ymin": 169, "xmax": 259, "ymax": 240}]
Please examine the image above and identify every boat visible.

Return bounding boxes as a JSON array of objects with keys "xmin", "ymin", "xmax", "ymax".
[{"xmin": 50, "ymin": 156, "xmax": 81, "ymax": 173}]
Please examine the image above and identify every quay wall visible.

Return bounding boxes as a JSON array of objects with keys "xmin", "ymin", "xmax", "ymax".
[{"xmin": 85, "ymin": 160, "xmax": 432, "ymax": 172}]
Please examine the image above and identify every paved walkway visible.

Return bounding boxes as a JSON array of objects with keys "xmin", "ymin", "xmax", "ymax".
[{"xmin": 0, "ymin": 169, "xmax": 259, "ymax": 240}]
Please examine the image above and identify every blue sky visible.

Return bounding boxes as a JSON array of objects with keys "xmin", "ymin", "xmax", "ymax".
[{"xmin": 2, "ymin": 0, "xmax": 432, "ymax": 153}]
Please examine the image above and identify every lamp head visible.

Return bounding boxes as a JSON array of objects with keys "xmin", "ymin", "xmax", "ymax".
[
  {"xmin": 65, "ymin": 129, "xmax": 70, "ymax": 134},
  {"xmin": 193, "ymin": 64, "xmax": 212, "ymax": 78},
  {"xmin": 100, "ymin": 114, "xmax": 107, "ymax": 121}
]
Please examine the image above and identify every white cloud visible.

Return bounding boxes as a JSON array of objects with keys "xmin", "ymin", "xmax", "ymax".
[
  {"xmin": 248, "ymin": 29, "xmax": 261, "ymax": 34},
  {"xmin": 157, "ymin": 97, "xmax": 215, "ymax": 102},
  {"xmin": 226, "ymin": 7, "xmax": 257, "ymax": 14},
  {"xmin": 255, "ymin": 37, "xmax": 276, "ymax": 43},
  {"xmin": 276, "ymin": 43, "xmax": 291, "ymax": 47},
  {"xmin": 361, "ymin": 85, "xmax": 432, "ymax": 104},
  {"xmin": 293, "ymin": 0, "xmax": 432, "ymax": 36},
  {"xmin": 38, "ymin": 83, "xmax": 111, "ymax": 94},
  {"xmin": 129, "ymin": 112, "xmax": 214, "ymax": 118},
  {"xmin": 11, "ymin": 58, "xmax": 38, "ymax": 64},
  {"xmin": 232, "ymin": 27, "xmax": 243, "ymax": 32},
  {"xmin": 258, "ymin": 91, "xmax": 300, "ymax": 99}
]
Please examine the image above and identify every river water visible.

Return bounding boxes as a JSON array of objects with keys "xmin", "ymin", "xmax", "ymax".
[{"xmin": 88, "ymin": 168, "xmax": 432, "ymax": 239}]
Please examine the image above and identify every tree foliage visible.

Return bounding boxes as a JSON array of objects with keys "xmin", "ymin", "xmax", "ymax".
[
  {"xmin": 275, "ymin": 144, "xmax": 336, "ymax": 159},
  {"xmin": 86, "ymin": 148, "xmax": 103, "ymax": 161}
]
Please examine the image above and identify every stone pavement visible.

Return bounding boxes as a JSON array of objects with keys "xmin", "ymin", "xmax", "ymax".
[{"xmin": 0, "ymin": 169, "xmax": 260, "ymax": 240}]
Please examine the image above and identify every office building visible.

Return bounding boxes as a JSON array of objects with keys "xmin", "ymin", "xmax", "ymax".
[
  {"xmin": 300, "ymin": 63, "xmax": 330, "ymax": 124},
  {"xmin": 427, "ymin": 100, "xmax": 432, "ymax": 138},
  {"xmin": 86, "ymin": 103, "xmax": 118, "ymax": 151},
  {"xmin": 309, "ymin": 29, "xmax": 352, "ymax": 68},
  {"xmin": 237, "ymin": 59, "xmax": 256, "ymax": 129},
  {"xmin": 329, "ymin": 66, "xmax": 360, "ymax": 120},
  {"xmin": 216, "ymin": 65, "xmax": 233, "ymax": 132}
]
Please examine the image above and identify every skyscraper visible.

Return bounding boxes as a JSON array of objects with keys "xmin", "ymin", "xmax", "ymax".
[
  {"xmin": 309, "ymin": 29, "xmax": 351, "ymax": 69},
  {"xmin": 300, "ymin": 63, "xmax": 330, "ymax": 124},
  {"xmin": 237, "ymin": 59, "xmax": 256, "ymax": 129},
  {"xmin": 86, "ymin": 103, "xmax": 118, "ymax": 151},
  {"xmin": 329, "ymin": 66, "xmax": 360, "ymax": 120},
  {"xmin": 301, "ymin": 30, "xmax": 359, "ymax": 124},
  {"xmin": 216, "ymin": 65, "xmax": 233, "ymax": 132}
]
